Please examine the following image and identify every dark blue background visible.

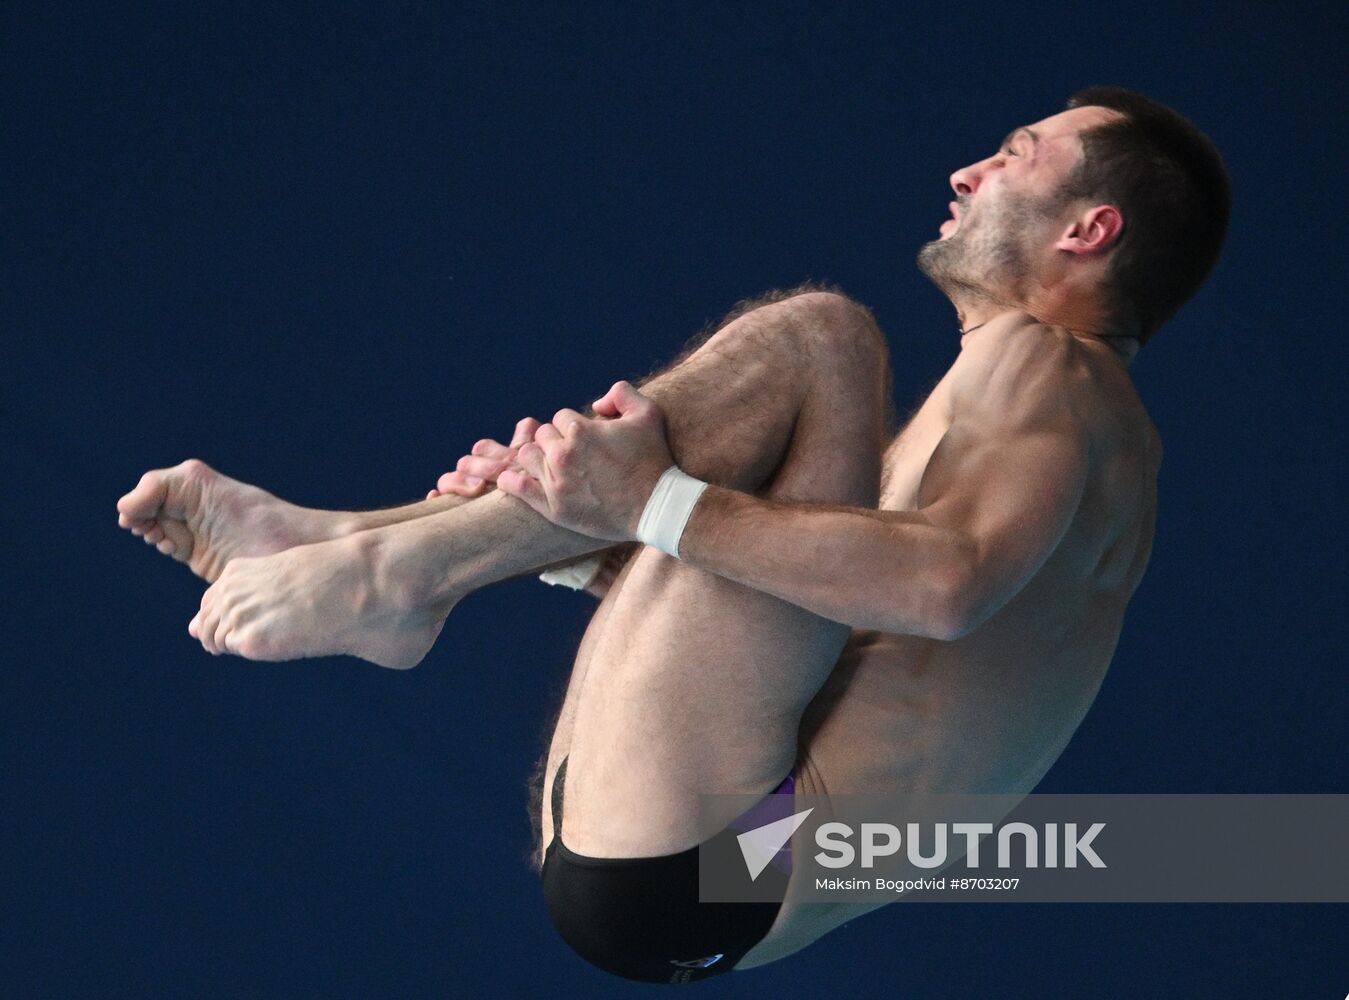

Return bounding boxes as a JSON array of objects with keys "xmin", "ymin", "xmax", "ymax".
[{"xmin": 5, "ymin": 2, "xmax": 1345, "ymax": 997}]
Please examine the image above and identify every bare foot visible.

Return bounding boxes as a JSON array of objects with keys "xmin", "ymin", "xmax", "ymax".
[
  {"xmin": 187, "ymin": 534, "xmax": 451, "ymax": 669},
  {"xmin": 117, "ymin": 459, "xmax": 344, "ymax": 583}
]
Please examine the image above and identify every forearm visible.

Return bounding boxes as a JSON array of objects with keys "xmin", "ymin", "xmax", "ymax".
[{"xmin": 676, "ymin": 485, "xmax": 975, "ymax": 638}]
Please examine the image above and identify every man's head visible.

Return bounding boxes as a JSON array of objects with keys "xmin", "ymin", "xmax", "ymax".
[{"xmin": 916, "ymin": 86, "xmax": 1231, "ymax": 346}]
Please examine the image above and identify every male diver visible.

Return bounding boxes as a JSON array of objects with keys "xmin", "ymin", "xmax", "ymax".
[{"xmin": 117, "ymin": 87, "xmax": 1229, "ymax": 981}]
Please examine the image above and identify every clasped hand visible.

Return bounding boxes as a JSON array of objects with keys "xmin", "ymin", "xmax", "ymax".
[{"xmin": 432, "ymin": 381, "xmax": 675, "ymax": 542}]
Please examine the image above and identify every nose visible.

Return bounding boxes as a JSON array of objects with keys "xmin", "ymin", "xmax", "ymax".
[
  {"xmin": 949, "ymin": 151, "xmax": 998, "ymax": 198},
  {"xmin": 949, "ymin": 161, "xmax": 980, "ymax": 197}
]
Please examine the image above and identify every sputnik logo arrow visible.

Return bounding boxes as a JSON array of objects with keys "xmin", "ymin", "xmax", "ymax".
[{"xmin": 736, "ymin": 808, "xmax": 814, "ymax": 881}]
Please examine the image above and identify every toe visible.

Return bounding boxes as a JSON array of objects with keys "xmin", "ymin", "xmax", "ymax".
[
  {"xmin": 158, "ymin": 519, "xmax": 194, "ymax": 562},
  {"xmin": 118, "ymin": 469, "xmax": 170, "ymax": 522},
  {"xmin": 195, "ymin": 592, "xmax": 218, "ymax": 653}
]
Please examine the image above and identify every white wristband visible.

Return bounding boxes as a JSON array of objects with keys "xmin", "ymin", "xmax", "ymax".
[{"xmin": 635, "ymin": 466, "xmax": 708, "ymax": 559}]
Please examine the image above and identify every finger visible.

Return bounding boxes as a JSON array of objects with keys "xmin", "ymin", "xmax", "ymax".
[
  {"xmin": 592, "ymin": 389, "xmax": 621, "ymax": 418},
  {"xmin": 515, "ymin": 442, "xmax": 548, "ymax": 480},
  {"xmin": 497, "ymin": 466, "xmax": 550, "ymax": 512},
  {"xmin": 426, "ymin": 489, "xmax": 440, "ymax": 500},
  {"xmin": 510, "ymin": 418, "xmax": 541, "ymax": 449},
  {"xmin": 552, "ymin": 408, "xmax": 587, "ymax": 437},
  {"xmin": 470, "ymin": 438, "xmax": 512, "ymax": 459},
  {"xmin": 437, "ymin": 470, "xmax": 491, "ymax": 497},
  {"xmin": 535, "ymin": 435, "xmax": 567, "ymax": 466},
  {"xmin": 456, "ymin": 454, "xmax": 514, "ymax": 481},
  {"xmin": 593, "ymin": 380, "xmax": 647, "ymax": 418},
  {"xmin": 535, "ymin": 423, "xmax": 562, "ymax": 445},
  {"xmin": 607, "ymin": 380, "xmax": 652, "ymax": 418}
]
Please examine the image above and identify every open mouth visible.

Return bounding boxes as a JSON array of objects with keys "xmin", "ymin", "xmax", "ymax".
[{"xmin": 939, "ymin": 201, "xmax": 962, "ymax": 236}]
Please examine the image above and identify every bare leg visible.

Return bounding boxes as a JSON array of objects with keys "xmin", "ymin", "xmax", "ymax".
[
  {"xmin": 175, "ymin": 286, "xmax": 891, "ymax": 667},
  {"xmin": 117, "ymin": 462, "xmax": 480, "ymax": 584},
  {"xmin": 115, "ymin": 283, "xmax": 852, "ymax": 586},
  {"xmin": 534, "ymin": 292, "xmax": 892, "ymax": 854},
  {"xmin": 380, "ymin": 286, "xmax": 893, "ymax": 613}
]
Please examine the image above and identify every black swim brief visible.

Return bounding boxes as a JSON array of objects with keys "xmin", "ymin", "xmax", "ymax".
[{"xmin": 540, "ymin": 755, "xmax": 797, "ymax": 984}]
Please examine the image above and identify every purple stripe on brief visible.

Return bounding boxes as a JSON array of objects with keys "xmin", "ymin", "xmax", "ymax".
[{"xmin": 723, "ymin": 766, "xmax": 798, "ymax": 876}]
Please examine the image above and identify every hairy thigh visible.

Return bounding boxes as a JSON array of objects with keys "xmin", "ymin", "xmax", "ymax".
[
  {"xmin": 533, "ymin": 284, "xmax": 893, "ymax": 864},
  {"xmin": 555, "ymin": 405, "xmax": 887, "ymax": 859}
]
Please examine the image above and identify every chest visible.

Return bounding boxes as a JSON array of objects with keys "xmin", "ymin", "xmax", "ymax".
[{"xmin": 880, "ymin": 374, "xmax": 956, "ymax": 512}]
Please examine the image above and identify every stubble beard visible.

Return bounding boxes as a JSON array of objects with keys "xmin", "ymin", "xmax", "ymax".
[{"xmin": 916, "ymin": 191, "xmax": 1051, "ymax": 317}]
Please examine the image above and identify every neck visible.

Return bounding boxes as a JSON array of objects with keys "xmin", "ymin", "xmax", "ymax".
[{"xmin": 955, "ymin": 301, "xmax": 1140, "ymax": 366}]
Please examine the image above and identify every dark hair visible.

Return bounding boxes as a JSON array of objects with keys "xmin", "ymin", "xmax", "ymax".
[{"xmin": 1060, "ymin": 86, "xmax": 1231, "ymax": 345}]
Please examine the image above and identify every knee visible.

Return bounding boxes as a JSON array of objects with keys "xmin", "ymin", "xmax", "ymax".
[
  {"xmin": 793, "ymin": 292, "xmax": 887, "ymax": 358},
  {"xmin": 722, "ymin": 286, "xmax": 884, "ymax": 356}
]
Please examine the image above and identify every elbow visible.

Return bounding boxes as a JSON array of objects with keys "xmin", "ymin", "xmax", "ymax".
[
  {"xmin": 854, "ymin": 534, "xmax": 989, "ymax": 640},
  {"xmin": 922, "ymin": 555, "xmax": 986, "ymax": 642}
]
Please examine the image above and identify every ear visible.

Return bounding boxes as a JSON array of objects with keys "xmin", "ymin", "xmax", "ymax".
[{"xmin": 1054, "ymin": 204, "xmax": 1124, "ymax": 256}]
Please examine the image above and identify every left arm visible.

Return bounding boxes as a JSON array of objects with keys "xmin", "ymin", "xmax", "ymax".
[
  {"xmin": 672, "ymin": 414, "xmax": 1087, "ymax": 638},
  {"xmin": 499, "ymin": 339, "xmax": 1091, "ymax": 639}
]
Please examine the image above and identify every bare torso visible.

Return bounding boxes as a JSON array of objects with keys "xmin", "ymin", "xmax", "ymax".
[{"xmin": 741, "ymin": 325, "xmax": 1161, "ymax": 966}]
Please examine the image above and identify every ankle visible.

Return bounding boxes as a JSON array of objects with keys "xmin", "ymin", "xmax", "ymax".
[
  {"xmin": 330, "ymin": 511, "xmax": 369, "ymax": 539},
  {"xmin": 359, "ymin": 525, "xmax": 465, "ymax": 620}
]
